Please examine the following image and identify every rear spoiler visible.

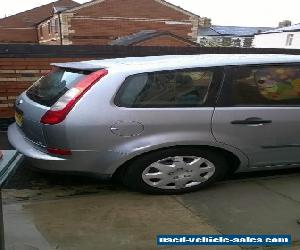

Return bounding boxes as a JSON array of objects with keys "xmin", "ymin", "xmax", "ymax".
[{"xmin": 51, "ymin": 62, "xmax": 104, "ymax": 71}]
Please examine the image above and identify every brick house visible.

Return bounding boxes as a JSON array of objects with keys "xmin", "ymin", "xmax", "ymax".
[
  {"xmin": 197, "ymin": 25, "xmax": 272, "ymax": 48},
  {"xmin": 0, "ymin": 0, "xmax": 209, "ymax": 46},
  {"xmin": 0, "ymin": 0, "xmax": 79, "ymax": 44}
]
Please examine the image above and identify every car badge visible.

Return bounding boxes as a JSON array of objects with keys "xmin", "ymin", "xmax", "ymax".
[{"xmin": 17, "ymin": 99, "xmax": 23, "ymax": 105}]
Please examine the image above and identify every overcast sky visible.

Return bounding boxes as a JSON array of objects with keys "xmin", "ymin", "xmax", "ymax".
[{"xmin": 1, "ymin": 0, "xmax": 300, "ymax": 27}]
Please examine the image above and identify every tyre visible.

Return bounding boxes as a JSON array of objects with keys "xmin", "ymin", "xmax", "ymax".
[{"xmin": 122, "ymin": 147, "xmax": 229, "ymax": 194}]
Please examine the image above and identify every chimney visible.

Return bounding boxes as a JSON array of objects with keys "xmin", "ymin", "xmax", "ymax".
[
  {"xmin": 199, "ymin": 17, "xmax": 211, "ymax": 28},
  {"xmin": 278, "ymin": 20, "xmax": 292, "ymax": 28}
]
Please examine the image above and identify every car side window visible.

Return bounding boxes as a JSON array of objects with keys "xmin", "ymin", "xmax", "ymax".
[
  {"xmin": 115, "ymin": 68, "xmax": 214, "ymax": 107},
  {"xmin": 231, "ymin": 65, "xmax": 300, "ymax": 105}
]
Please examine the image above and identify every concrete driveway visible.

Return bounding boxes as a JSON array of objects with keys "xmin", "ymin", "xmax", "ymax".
[{"xmin": 2, "ymin": 162, "xmax": 300, "ymax": 250}]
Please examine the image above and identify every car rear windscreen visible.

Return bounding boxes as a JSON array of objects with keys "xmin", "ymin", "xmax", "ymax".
[{"xmin": 26, "ymin": 67, "xmax": 92, "ymax": 107}]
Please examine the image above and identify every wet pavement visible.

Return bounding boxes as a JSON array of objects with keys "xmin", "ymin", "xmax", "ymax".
[
  {"xmin": 3, "ymin": 162, "xmax": 240, "ymax": 250},
  {"xmin": 2, "ymin": 160, "xmax": 300, "ymax": 250},
  {"xmin": 178, "ymin": 174, "xmax": 300, "ymax": 240}
]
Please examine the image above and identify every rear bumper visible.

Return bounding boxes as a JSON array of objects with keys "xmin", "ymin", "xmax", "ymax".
[
  {"xmin": 8, "ymin": 123, "xmax": 63, "ymax": 161},
  {"xmin": 7, "ymin": 123, "xmax": 122, "ymax": 177}
]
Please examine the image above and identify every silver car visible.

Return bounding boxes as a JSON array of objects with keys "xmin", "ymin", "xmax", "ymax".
[{"xmin": 8, "ymin": 54, "xmax": 300, "ymax": 194}]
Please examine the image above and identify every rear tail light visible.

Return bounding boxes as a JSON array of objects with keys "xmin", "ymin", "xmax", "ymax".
[{"xmin": 41, "ymin": 69, "xmax": 108, "ymax": 125}]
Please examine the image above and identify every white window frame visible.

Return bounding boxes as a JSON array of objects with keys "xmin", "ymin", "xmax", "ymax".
[{"xmin": 286, "ymin": 33, "xmax": 294, "ymax": 46}]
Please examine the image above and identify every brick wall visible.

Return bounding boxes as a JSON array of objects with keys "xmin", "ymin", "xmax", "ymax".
[
  {"xmin": 69, "ymin": 19, "xmax": 192, "ymax": 45},
  {"xmin": 73, "ymin": 0, "xmax": 189, "ymax": 20},
  {"xmin": 62, "ymin": 0, "xmax": 198, "ymax": 45},
  {"xmin": 0, "ymin": 28, "xmax": 37, "ymax": 44},
  {"xmin": 1, "ymin": 44, "xmax": 300, "ymax": 118}
]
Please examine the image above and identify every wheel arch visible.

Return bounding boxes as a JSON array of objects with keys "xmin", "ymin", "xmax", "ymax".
[{"xmin": 112, "ymin": 144, "xmax": 243, "ymax": 180}]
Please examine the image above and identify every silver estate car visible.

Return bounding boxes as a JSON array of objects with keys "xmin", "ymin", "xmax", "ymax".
[{"xmin": 8, "ymin": 54, "xmax": 300, "ymax": 194}]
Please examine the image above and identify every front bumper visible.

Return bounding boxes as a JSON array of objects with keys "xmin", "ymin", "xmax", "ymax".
[{"xmin": 7, "ymin": 123, "xmax": 122, "ymax": 178}]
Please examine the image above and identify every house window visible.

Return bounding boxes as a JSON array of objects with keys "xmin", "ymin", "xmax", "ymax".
[
  {"xmin": 243, "ymin": 38, "xmax": 254, "ymax": 48},
  {"xmin": 55, "ymin": 18, "xmax": 59, "ymax": 33},
  {"xmin": 39, "ymin": 26, "xmax": 43, "ymax": 38},
  {"xmin": 286, "ymin": 34, "xmax": 294, "ymax": 46},
  {"xmin": 51, "ymin": 19, "xmax": 56, "ymax": 33},
  {"xmin": 48, "ymin": 22, "xmax": 51, "ymax": 34}
]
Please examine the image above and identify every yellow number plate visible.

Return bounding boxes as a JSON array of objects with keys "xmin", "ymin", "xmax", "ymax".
[{"xmin": 15, "ymin": 111, "xmax": 23, "ymax": 127}]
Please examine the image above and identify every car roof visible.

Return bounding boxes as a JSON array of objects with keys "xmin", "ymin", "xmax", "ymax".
[{"xmin": 52, "ymin": 54, "xmax": 300, "ymax": 71}]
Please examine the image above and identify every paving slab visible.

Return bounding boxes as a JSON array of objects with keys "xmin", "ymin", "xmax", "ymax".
[
  {"xmin": 3, "ymin": 192, "xmax": 241, "ymax": 250},
  {"xmin": 177, "ymin": 176, "xmax": 300, "ymax": 245},
  {"xmin": 3, "ymin": 203, "xmax": 52, "ymax": 250},
  {"xmin": 255, "ymin": 174, "xmax": 300, "ymax": 203}
]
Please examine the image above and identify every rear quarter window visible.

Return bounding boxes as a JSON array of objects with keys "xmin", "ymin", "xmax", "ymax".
[
  {"xmin": 26, "ymin": 67, "xmax": 91, "ymax": 107},
  {"xmin": 115, "ymin": 68, "xmax": 215, "ymax": 108},
  {"xmin": 230, "ymin": 65, "xmax": 300, "ymax": 105}
]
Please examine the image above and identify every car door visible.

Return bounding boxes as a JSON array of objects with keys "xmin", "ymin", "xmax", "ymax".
[{"xmin": 212, "ymin": 64, "xmax": 300, "ymax": 168}]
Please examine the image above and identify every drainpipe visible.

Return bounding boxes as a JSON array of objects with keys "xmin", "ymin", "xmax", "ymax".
[
  {"xmin": 58, "ymin": 13, "xmax": 63, "ymax": 45},
  {"xmin": 36, "ymin": 25, "xmax": 40, "ymax": 45}
]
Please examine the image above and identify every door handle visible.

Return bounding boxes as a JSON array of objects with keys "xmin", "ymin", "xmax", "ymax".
[{"xmin": 231, "ymin": 117, "xmax": 272, "ymax": 125}]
